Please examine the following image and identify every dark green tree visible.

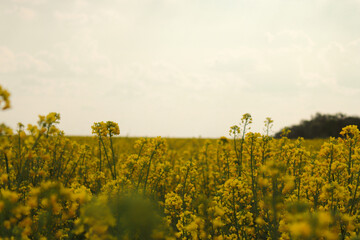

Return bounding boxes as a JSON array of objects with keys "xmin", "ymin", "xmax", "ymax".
[{"xmin": 275, "ymin": 113, "xmax": 360, "ymax": 139}]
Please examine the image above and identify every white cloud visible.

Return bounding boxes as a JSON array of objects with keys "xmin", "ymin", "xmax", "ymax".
[
  {"xmin": 4, "ymin": 6, "xmax": 37, "ymax": 20},
  {"xmin": 11, "ymin": 0, "xmax": 46, "ymax": 4},
  {"xmin": 0, "ymin": 46, "xmax": 52, "ymax": 73},
  {"xmin": 18, "ymin": 7, "xmax": 36, "ymax": 19},
  {"xmin": 205, "ymin": 29, "xmax": 360, "ymax": 100},
  {"xmin": 54, "ymin": 11, "xmax": 89, "ymax": 25},
  {"xmin": 0, "ymin": 47, "xmax": 17, "ymax": 73}
]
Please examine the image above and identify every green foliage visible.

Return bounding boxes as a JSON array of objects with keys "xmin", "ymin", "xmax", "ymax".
[{"xmin": 275, "ymin": 113, "xmax": 360, "ymax": 139}]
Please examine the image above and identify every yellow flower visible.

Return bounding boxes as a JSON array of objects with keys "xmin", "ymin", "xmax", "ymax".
[
  {"xmin": 289, "ymin": 221, "xmax": 311, "ymax": 237},
  {"xmin": 0, "ymin": 174, "xmax": 8, "ymax": 184},
  {"xmin": 255, "ymin": 217, "xmax": 265, "ymax": 225},
  {"xmin": 3, "ymin": 220, "xmax": 11, "ymax": 229},
  {"xmin": 1, "ymin": 189, "xmax": 19, "ymax": 203},
  {"xmin": 213, "ymin": 218, "xmax": 224, "ymax": 228},
  {"xmin": 0, "ymin": 85, "xmax": 11, "ymax": 110},
  {"xmin": 214, "ymin": 206, "xmax": 225, "ymax": 216}
]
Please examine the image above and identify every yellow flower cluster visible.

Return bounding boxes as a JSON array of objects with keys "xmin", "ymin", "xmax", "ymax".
[
  {"xmin": 2, "ymin": 83, "xmax": 360, "ymax": 239},
  {"xmin": 0, "ymin": 85, "xmax": 10, "ymax": 110}
]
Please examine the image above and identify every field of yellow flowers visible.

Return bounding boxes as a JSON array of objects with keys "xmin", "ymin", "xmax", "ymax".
[{"xmin": 1, "ymin": 84, "xmax": 360, "ymax": 240}]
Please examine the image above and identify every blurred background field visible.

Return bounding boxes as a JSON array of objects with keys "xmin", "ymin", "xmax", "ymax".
[{"xmin": 69, "ymin": 136, "xmax": 326, "ymax": 154}]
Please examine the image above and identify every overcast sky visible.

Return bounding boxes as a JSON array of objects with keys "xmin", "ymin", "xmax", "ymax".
[{"xmin": 1, "ymin": 0, "xmax": 360, "ymax": 137}]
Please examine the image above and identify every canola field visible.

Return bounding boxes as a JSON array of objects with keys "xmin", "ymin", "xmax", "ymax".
[{"xmin": 1, "ymin": 84, "xmax": 360, "ymax": 240}]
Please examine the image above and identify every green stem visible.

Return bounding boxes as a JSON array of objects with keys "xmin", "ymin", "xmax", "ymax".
[
  {"xmin": 143, "ymin": 145, "xmax": 159, "ymax": 193},
  {"xmin": 99, "ymin": 136, "xmax": 115, "ymax": 180},
  {"xmin": 109, "ymin": 133, "xmax": 117, "ymax": 180},
  {"xmin": 3, "ymin": 152, "xmax": 11, "ymax": 189},
  {"xmin": 232, "ymin": 187, "xmax": 241, "ymax": 240},
  {"xmin": 98, "ymin": 134, "xmax": 102, "ymax": 172}
]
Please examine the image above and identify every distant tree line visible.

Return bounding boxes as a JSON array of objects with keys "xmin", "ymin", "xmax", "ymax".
[{"xmin": 274, "ymin": 113, "xmax": 360, "ymax": 139}]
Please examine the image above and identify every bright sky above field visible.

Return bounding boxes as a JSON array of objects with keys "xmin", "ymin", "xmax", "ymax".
[{"xmin": 1, "ymin": 0, "xmax": 360, "ymax": 137}]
